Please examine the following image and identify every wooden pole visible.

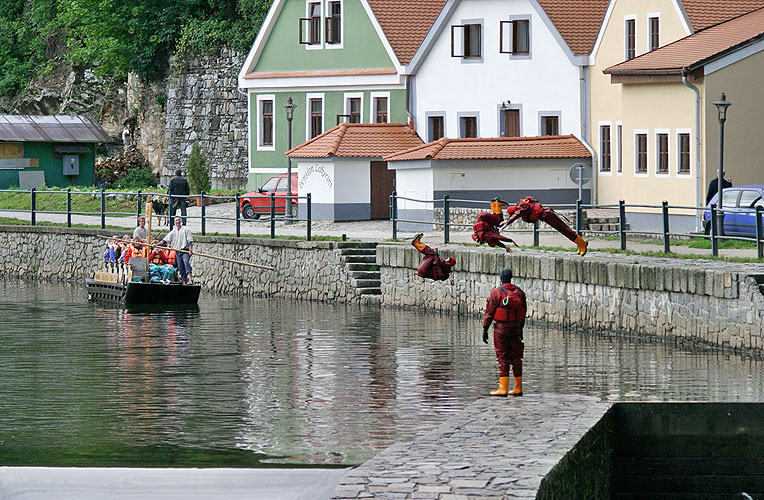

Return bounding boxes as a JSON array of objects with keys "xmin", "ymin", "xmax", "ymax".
[
  {"xmin": 145, "ymin": 200, "xmax": 153, "ymax": 244},
  {"xmin": 97, "ymin": 235, "xmax": 275, "ymax": 271}
]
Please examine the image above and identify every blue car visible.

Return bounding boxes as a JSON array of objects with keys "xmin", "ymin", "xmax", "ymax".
[{"xmin": 703, "ymin": 185, "xmax": 764, "ymax": 236}]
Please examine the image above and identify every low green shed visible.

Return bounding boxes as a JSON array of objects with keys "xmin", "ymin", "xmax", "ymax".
[{"xmin": 0, "ymin": 115, "xmax": 113, "ymax": 189}]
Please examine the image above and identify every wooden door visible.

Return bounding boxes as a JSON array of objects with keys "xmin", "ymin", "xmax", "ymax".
[{"xmin": 370, "ymin": 161, "xmax": 396, "ymax": 219}]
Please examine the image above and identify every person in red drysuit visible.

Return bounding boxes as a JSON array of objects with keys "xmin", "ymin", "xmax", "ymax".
[
  {"xmin": 501, "ymin": 196, "xmax": 588, "ymax": 255},
  {"xmin": 483, "ymin": 267, "xmax": 527, "ymax": 397},
  {"xmin": 472, "ymin": 198, "xmax": 518, "ymax": 253},
  {"xmin": 411, "ymin": 233, "xmax": 455, "ymax": 281}
]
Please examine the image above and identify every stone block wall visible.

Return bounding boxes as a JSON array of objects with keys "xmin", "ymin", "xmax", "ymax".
[
  {"xmin": 377, "ymin": 243, "xmax": 764, "ymax": 351},
  {"xmin": 433, "ymin": 206, "xmax": 581, "ymax": 231},
  {"xmin": 161, "ymin": 48, "xmax": 248, "ymax": 191}
]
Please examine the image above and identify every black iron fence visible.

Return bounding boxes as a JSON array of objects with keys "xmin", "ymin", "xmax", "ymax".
[
  {"xmin": 0, "ymin": 188, "xmax": 313, "ymax": 240},
  {"xmin": 389, "ymin": 191, "xmax": 764, "ymax": 259}
]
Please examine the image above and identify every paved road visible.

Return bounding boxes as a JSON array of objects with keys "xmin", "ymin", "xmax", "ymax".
[{"xmin": 0, "ymin": 203, "xmax": 759, "ymax": 260}]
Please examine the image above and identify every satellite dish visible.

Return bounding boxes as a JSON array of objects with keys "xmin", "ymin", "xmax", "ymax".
[{"xmin": 569, "ymin": 163, "xmax": 592, "ymax": 185}]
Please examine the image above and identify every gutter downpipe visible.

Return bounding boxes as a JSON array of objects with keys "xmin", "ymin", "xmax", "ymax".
[
  {"xmin": 682, "ymin": 67, "xmax": 702, "ymax": 232},
  {"xmin": 579, "ymin": 64, "xmax": 597, "ymax": 204}
]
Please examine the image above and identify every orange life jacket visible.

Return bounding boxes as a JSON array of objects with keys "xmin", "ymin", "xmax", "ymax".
[{"xmin": 493, "ymin": 285, "xmax": 526, "ymax": 323}]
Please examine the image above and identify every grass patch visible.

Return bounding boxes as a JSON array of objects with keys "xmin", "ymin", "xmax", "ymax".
[{"xmin": 0, "ymin": 188, "xmax": 140, "ymax": 217}]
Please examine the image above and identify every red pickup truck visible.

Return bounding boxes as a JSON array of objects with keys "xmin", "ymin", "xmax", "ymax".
[{"xmin": 239, "ymin": 173, "xmax": 298, "ymax": 219}]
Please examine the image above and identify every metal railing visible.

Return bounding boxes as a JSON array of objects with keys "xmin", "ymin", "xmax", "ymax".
[
  {"xmin": 0, "ymin": 188, "xmax": 313, "ymax": 241},
  {"xmin": 389, "ymin": 191, "xmax": 764, "ymax": 259}
]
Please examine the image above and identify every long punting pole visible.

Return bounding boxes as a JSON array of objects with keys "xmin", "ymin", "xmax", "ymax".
[{"xmin": 98, "ymin": 236, "xmax": 276, "ymax": 271}]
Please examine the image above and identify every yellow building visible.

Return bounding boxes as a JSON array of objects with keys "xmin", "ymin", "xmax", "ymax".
[{"xmin": 590, "ymin": 0, "xmax": 764, "ymax": 231}]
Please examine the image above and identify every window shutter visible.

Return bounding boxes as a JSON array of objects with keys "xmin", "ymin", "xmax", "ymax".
[
  {"xmin": 451, "ymin": 25, "xmax": 465, "ymax": 57},
  {"xmin": 299, "ymin": 18, "xmax": 311, "ymax": 44},
  {"xmin": 499, "ymin": 21, "xmax": 512, "ymax": 54}
]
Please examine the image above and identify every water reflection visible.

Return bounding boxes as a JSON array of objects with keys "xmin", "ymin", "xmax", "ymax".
[{"xmin": 1, "ymin": 280, "xmax": 764, "ymax": 467}]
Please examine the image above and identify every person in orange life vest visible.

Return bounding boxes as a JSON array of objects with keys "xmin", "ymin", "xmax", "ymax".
[
  {"xmin": 411, "ymin": 233, "xmax": 455, "ymax": 281},
  {"xmin": 472, "ymin": 198, "xmax": 518, "ymax": 253},
  {"xmin": 501, "ymin": 196, "xmax": 588, "ymax": 256},
  {"xmin": 483, "ymin": 267, "xmax": 527, "ymax": 397}
]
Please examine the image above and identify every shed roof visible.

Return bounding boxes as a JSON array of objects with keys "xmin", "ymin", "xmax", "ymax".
[
  {"xmin": 0, "ymin": 115, "xmax": 112, "ymax": 143},
  {"xmin": 286, "ymin": 123, "xmax": 423, "ymax": 158},
  {"xmin": 383, "ymin": 135, "xmax": 591, "ymax": 162},
  {"xmin": 605, "ymin": 6, "xmax": 764, "ymax": 75}
]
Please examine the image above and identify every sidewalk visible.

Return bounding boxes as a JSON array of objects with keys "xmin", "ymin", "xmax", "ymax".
[{"xmin": 0, "ymin": 203, "xmax": 759, "ymax": 260}]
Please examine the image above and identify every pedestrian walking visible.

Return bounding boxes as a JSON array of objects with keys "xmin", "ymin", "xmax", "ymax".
[
  {"xmin": 705, "ymin": 170, "xmax": 732, "ymax": 205},
  {"xmin": 482, "ymin": 268, "xmax": 526, "ymax": 397},
  {"xmin": 161, "ymin": 216, "xmax": 194, "ymax": 285},
  {"xmin": 168, "ymin": 169, "xmax": 190, "ymax": 225}
]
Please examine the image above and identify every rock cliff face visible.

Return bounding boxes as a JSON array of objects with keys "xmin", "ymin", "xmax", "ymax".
[{"xmin": 3, "ymin": 48, "xmax": 248, "ymax": 191}]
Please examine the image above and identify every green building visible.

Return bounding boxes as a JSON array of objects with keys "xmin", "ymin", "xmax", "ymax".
[
  {"xmin": 0, "ymin": 115, "xmax": 112, "ymax": 189},
  {"xmin": 237, "ymin": 0, "xmax": 444, "ymax": 189}
]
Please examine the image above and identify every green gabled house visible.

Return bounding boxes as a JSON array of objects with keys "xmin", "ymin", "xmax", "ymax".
[{"xmin": 237, "ymin": 0, "xmax": 446, "ymax": 189}]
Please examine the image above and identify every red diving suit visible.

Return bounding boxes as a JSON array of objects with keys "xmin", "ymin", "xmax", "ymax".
[
  {"xmin": 483, "ymin": 282, "xmax": 527, "ymax": 380},
  {"xmin": 472, "ymin": 199, "xmax": 517, "ymax": 253},
  {"xmin": 412, "ymin": 234, "xmax": 455, "ymax": 281},
  {"xmin": 503, "ymin": 197, "xmax": 588, "ymax": 255}
]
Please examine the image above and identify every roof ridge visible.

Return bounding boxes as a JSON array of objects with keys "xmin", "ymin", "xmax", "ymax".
[
  {"xmin": 329, "ymin": 123, "xmax": 349, "ymax": 156},
  {"xmin": 286, "ymin": 123, "xmax": 343, "ymax": 156},
  {"xmin": 427, "ymin": 137, "xmax": 450, "ymax": 159}
]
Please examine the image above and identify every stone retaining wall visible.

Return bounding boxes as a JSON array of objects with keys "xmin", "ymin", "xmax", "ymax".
[
  {"xmin": 377, "ymin": 243, "xmax": 764, "ymax": 351},
  {"xmin": 434, "ymin": 206, "xmax": 581, "ymax": 231},
  {"xmin": 0, "ymin": 226, "xmax": 366, "ymax": 303}
]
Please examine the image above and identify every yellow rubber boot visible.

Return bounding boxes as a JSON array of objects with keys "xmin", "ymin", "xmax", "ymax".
[
  {"xmin": 490, "ymin": 199, "xmax": 509, "ymax": 215},
  {"xmin": 411, "ymin": 233, "xmax": 426, "ymax": 252},
  {"xmin": 490, "ymin": 376, "xmax": 510, "ymax": 397},
  {"xmin": 509, "ymin": 376, "xmax": 523, "ymax": 396},
  {"xmin": 574, "ymin": 235, "xmax": 588, "ymax": 256}
]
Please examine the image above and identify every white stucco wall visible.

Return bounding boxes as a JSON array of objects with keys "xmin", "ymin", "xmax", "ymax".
[
  {"xmin": 412, "ymin": 0, "xmax": 583, "ymax": 140},
  {"xmin": 297, "ymin": 160, "xmax": 336, "ymax": 204},
  {"xmin": 333, "ymin": 159, "xmax": 371, "ymax": 204}
]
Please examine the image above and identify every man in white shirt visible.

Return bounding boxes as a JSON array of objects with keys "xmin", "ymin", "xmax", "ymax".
[
  {"xmin": 161, "ymin": 216, "xmax": 194, "ymax": 284},
  {"xmin": 132, "ymin": 215, "xmax": 148, "ymax": 242}
]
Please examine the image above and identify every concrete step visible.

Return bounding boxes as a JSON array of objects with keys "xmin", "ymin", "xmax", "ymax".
[
  {"xmin": 350, "ymin": 270, "xmax": 381, "ymax": 280},
  {"xmin": 342, "ymin": 255, "xmax": 377, "ymax": 264},
  {"xmin": 338, "ymin": 242, "xmax": 378, "ymax": 249},
  {"xmin": 360, "ymin": 294, "xmax": 381, "ymax": 305},
  {"xmin": 357, "ymin": 287, "xmax": 382, "ymax": 295},
  {"xmin": 340, "ymin": 248, "xmax": 377, "ymax": 256},
  {"xmin": 353, "ymin": 279, "xmax": 381, "ymax": 288},
  {"xmin": 347, "ymin": 263, "xmax": 380, "ymax": 272}
]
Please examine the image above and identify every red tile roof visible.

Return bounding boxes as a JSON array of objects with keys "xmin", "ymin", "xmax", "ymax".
[
  {"xmin": 383, "ymin": 135, "xmax": 591, "ymax": 162},
  {"xmin": 286, "ymin": 123, "xmax": 424, "ymax": 158},
  {"xmin": 366, "ymin": 0, "xmax": 447, "ymax": 65},
  {"xmin": 244, "ymin": 68, "xmax": 397, "ymax": 79},
  {"xmin": 605, "ymin": 7, "xmax": 764, "ymax": 74},
  {"xmin": 537, "ymin": 0, "xmax": 610, "ymax": 55},
  {"xmin": 682, "ymin": 0, "xmax": 764, "ymax": 31}
]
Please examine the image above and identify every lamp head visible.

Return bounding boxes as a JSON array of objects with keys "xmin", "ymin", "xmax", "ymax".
[
  {"xmin": 283, "ymin": 96, "xmax": 297, "ymax": 120},
  {"xmin": 499, "ymin": 100, "xmax": 511, "ymax": 111},
  {"xmin": 713, "ymin": 92, "xmax": 731, "ymax": 122}
]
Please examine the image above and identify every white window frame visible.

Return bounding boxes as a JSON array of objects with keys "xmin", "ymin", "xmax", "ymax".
[
  {"xmin": 425, "ymin": 112, "xmax": 447, "ymax": 142},
  {"xmin": 499, "ymin": 15, "xmax": 532, "ymax": 60},
  {"xmin": 457, "ymin": 112, "xmax": 480, "ymax": 138},
  {"xmin": 647, "ymin": 12, "xmax": 660, "ymax": 52},
  {"xmin": 539, "ymin": 111, "xmax": 561, "ymax": 136},
  {"xmin": 676, "ymin": 128, "xmax": 692, "ymax": 177},
  {"xmin": 306, "ymin": 92, "xmax": 325, "ymax": 139},
  {"xmin": 598, "ymin": 121, "xmax": 613, "ymax": 176},
  {"xmin": 624, "ymin": 15, "xmax": 637, "ymax": 60},
  {"xmin": 634, "ymin": 128, "xmax": 649, "ymax": 177},
  {"xmin": 654, "ymin": 128, "xmax": 670, "ymax": 177},
  {"xmin": 324, "ymin": 0, "xmax": 343, "ymax": 50},
  {"xmin": 451, "ymin": 18, "xmax": 484, "ymax": 63},
  {"xmin": 304, "ymin": 0, "xmax": 323, "ymax": 50},
  {"xmin": 256, "ymin": 94, "xmax": 276, "ymax": 152},
  {"xmin": 616, "ymin": 121, "xmax": 623, "ymax": 175},
  {"xmin": 370, "ymin": 91, "xmax": 390, "ymax": 124},
  {"xmin": 343, "ymin": 92, "xmax": 364, "ymax": 123}
]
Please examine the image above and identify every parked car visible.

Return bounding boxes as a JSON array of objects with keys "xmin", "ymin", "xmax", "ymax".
[
  {"xmin": 703, "ymin": 185, "xmax": 764, "ymax": 236},
  {"xmin": 239, "ymin": 173, "xmax": 298, "ymax": 219}
]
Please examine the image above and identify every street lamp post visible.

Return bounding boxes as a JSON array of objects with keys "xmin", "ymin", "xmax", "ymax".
[
  {"xmin": 284, "ymin": 96, "xmax": 297, "ymax": 218},
  {"xmin": 713, "ymin": 92, "xmax": 731, "ymax": 236}
]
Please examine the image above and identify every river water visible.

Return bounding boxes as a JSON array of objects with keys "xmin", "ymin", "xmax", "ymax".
[{"xmin": 2, "ymin": 280, "xmax": 764, "ymax": 468}]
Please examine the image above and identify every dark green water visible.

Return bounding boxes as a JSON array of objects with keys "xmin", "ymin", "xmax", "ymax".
[{"xmin": 2, "ymin": 280, "xmax": 764, "ymax": 467}]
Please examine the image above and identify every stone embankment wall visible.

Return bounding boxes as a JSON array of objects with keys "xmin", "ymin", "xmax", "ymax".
[
  {"xmin": 161, "ymin": 48, "xmax": 248, "ymax": 191},
  {"xmin": 377, "ymin": 244, "xmax": 764, "ymax": 351},
  {"xmin": 433, "ymin": 206, "xmax": 581, "ymax": 231},
  {"xmin": 0, "ymin": 226, "xmax": 367, "ymax": 303},
  {"xmin": 3, "ymin": 226, "xmax": 764, "ymax": 352}
]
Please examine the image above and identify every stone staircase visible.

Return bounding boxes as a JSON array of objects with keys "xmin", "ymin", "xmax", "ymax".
[{"xmin": 339, "ymin": 242, "xmax": 381, "ymax": 300}]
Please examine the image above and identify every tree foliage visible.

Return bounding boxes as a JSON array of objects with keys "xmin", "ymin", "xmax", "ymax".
[
  {"xmin": 0, "ymin": 0, "xmax": 272, "ymax": 98},
  {"xmin": 186, "ymin": 142, "xmax": 210, "ymax": 194}
]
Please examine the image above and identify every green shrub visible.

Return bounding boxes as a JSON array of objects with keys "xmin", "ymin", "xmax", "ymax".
[
  {"xmin": 186, "ymin": 142, "xmax": 211, "ymax": 194},
  {"xmin": 115, "ymin": 168, "xmax": 158, "ymax": 190}
]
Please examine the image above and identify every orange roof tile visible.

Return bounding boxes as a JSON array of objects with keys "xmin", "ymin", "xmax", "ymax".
[
  {"xmin": 244, "ymin": 68, "xmax": 397, "ymax": 79},
  {"xmin": 366, "ymin": 0, "xmax": 447, "ymax": 65},
  {"xmin": 682, "ymin": 0, "xmax": 764, "ymax": 31},
  {"xmin": 605, "ymin": 7, "xmax": 764, "ymax": 74},
  {"xmin": 383, "ymin": 135, "xmax": 591, "ymax": 162},
  {"xmin": 286, "ymin": 123, "xmax": 424, "ymax": 158},
  {"xmin": 536, "ymin": 0, "xmax": 610, "ymax": 55}
]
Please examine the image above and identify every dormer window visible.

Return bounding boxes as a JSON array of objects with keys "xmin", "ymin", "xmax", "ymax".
[
  {"xmin": 451, "ymin": 23, "xmax": 481, "ymax": 58},
  {"xmin": 500, "ymin": 19, "xmax": 530, "ymax": 55},
  {"xmin": 299, "ymin": 2, "xmax": 322, "ymax": 45}
]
